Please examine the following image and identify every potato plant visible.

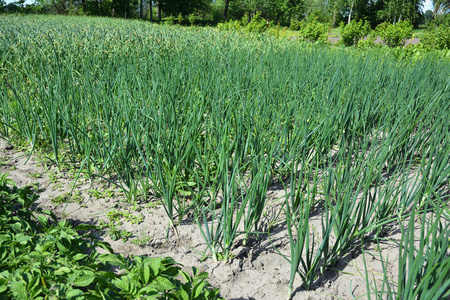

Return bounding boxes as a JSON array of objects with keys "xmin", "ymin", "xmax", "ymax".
[{"xmin": 0, "ymin": 175, "xmax": 223, "ymax": 299}]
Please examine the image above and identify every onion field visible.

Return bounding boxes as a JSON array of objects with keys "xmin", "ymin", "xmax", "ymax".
[{"xmin": 1, "ymin": 15, "xmax": 449, "ymax": 299}]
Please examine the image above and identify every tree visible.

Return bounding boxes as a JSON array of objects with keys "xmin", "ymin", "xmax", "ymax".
[
  {"xmin": 159, "ymin": 0, "xmax": 209, "ymax": 16},
  {"xmin": 224, "ymin": 0, "xmax": 231, "ymax": 19},
  {"xmin": 341, "ymin": 0, "xmax": 374, "ymax": 24},
  {"xmin": 346, "ymin": 0, "xmax": 356, "ymax": 23},
  {"xmin": 149, "ymin": 0, "xmax": 153, "ymax": 21},
  {"xmin": 287, "ymin": 0, "xmax": 304, "ymax": 18},
  {"xmin": 377, "ymin": 0, "xmax": 424, "ymax": 25},
  {"xmin": 432, "ymin": 0, "xmax": 450, "ymax": 27},
  {"xmin": 266, "ymin": 0, "xmax": 304, "ymax": 23},
  {"xmin": 433, "ymin": 0, "xmax": 450, "ymax": 15},
  {"xmin": 327, "ymin": 0, "xmax": 345, "ymax": 26},
  {"xmin": 112, "ymin": 0, "xmax": 138, "ymax": 18},
  {"xmin": 302, "ymin": 0, "xmax": 326, "ymax": 20},
  {"xmin": 424, "ymin": 8, "xmax": 433, "ymax": 22},
  {"xmin": 156, "ymin": 0, "xmax": 161, "ymax": 21}
]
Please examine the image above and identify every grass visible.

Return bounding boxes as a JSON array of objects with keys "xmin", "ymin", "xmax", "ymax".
[
  {"xmin": 328, "ymin": 27, "xmax": 341, "ymax": 36},
  {"xmin": 0, "ymin": 14, "xmax": 449, "ymax": 299},
  {"xmin": 412, "ymin": 29, "xmax": 426, "ymax": 38}
]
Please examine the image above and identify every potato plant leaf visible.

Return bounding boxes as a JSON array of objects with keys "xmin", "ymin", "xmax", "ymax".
[
  {"xmin": 74, "ymin": 272, "xmax": 96, "ymax": 287},
  {"xmin": 155, "ymin": 276, "xmax": 176, "ymax": 290},
  {"xmin": 66, "ymin": 288, "xmax": 84, "ymax": 298}
]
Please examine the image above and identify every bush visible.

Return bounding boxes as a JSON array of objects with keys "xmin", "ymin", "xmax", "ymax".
[
  {"xmin": 217, "ymin": 19, "xmax": 242, "ymax": 31},
  {"xmin": 267, "ymin": 25, "xmax": 289, "ymax": 39},
  {"xmin": 290, "ymin": 19, "xmax": 304, "ymax": 31},
  {"xmin": 421, "ymin": 26, "xmax": 450, "ymax": 51},
  {"xmin": 241, "ymin": 12, "xmax": 249, "ymax": 26},
  {"xmin": 177, "ymin": 13, "xmax": 183, "ymax": 25},
  {"xmin": 390, "ymin": 43, "xmax": 426, "ymax": 61},
  {"xmin": 163, "ymin": 16, "xmax": 175, "ymax": 26},
  {"xmin": 188, "ymin": 13, "xmax": 196, "ymax": 26},
  {"xmin": 300, "ymin": 18, "xmax": 328, "ymax": 43},
  {"xmin": 340, "ymin": 20, "xmax": 372, "ymax": 46},
  {"xmin": 376, "ymin": 20, "xmax": 413, "ymax": 48},
  {"xmin": 356, "ymin": 34, "xmax": 379, "ymax": 50},
  {"xmin": 244, "ymin": 11, "xmax": 268, "ymax": 33}
]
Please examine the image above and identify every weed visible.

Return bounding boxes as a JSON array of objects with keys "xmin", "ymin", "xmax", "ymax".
[
  {"xmin": 131, "ymin": 234, "xmax": 153, "ymax": 246},
  {"xmin": 47, "ymin": 170, "xmax": 59, "ymax": 183},
  {"xmin": 51, "ymin": 191, "xmax": 83, "ymax": 205},
  {"xmin": 28, "ymin": 171, "xmax": 43, "ymax": 179}
]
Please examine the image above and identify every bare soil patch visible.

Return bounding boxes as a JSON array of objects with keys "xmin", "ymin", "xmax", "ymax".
[{"xmin": 328, "ymin": 35, "xmax": 420, "ymax": 46}]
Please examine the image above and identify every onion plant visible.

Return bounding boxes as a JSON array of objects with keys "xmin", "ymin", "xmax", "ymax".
[
  {"xmin": 362, "ymin": 196, "xmax": 450, "ymax": 300},
  {"xmin": 280, "ymin": 153, "xmax": 324, "ymax": 297},
  {"xmin": 196, "ymin": 124, "xmax": 250, "ymax": 261}
]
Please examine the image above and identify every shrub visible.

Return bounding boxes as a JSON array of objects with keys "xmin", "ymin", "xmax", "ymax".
[
  {"xmin": 376, "ymin": 20, "xmax": 413, "ymax": 48},
  {"xmin": 290, "ymin": 19, "xmax": 304, "ymax": 31},
  {"xmin": 244, "ymin": 11, "xmax": 268, "ymax": 33},
  {"xmin": 267, "ymin": 25, "xmax": 289, "ymax": 39},
  {"xmin": 241, "ymin": 12, "xmax": 249, "ymax": 26},
  {"xmin": 340, "ymin": 20, "xmax": 372, "ymax": 46},
  {"xmin": 188, "ymin": 13, "xmax": 196, "ymax": 26},
  {"xmin": 217, "ymin": 19, "xmax": 242, "ymax": 31},
  {"xmin": 163, "ymin": 16, "xmax": 175, "ymax": 26},
  {"xmin": 420, "ymin": 26, "xmax": 450, "ymax": 51},
  {"xmin": 300, "ymin": 18, "xmax": 328, "ymax": 43},
  {"xmin": 356, "ymin": 34, "xmax": 379, "ymax": 50}
]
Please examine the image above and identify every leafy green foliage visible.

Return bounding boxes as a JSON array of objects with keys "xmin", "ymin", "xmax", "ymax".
[
  {"xmin": 217, "ymin": 11, "xmax": 270, "ymax": 33},
  {"xmin": 159, "ymin": 0, "xmax": 210, "ymax": 17},
  {"xmin": 243, "ymin": 11, "xmax": 268, "ymax": 33},
  {"xmin": 340, "ymin": 20, "xmax": 372, "ymax": 46},
  {"xmin": 420, "ymin": 26, "xmax": 450, "ymax": 51},
  {"xmin": 300, "ymin": 18, "xmax": 328, "ymax": 42},
  {"xmin": 376, "ymin": 20, "xmax": 413, "ymax": 47},
  {"xmin": 290, "ymin": 19, "xmax": 304, "ymax": 31},
  {"xmin": 51, "ymin": 191, "xmax": 83, "ymax": 205},
  {"xmin": 0, "ymin": 177, "xmax": 223, "ymax": 299},
  {"xmin": 188, "ymin": 13, "xmax": 197, "ymax": 26},
  {"xmin": 356, "ymin": 35, "xmax": 379, "ymax": 50},
  {"xmin": 217, "ymin": 19, "xmax": 242, "ymax": 31},
  {"xmin": 97, "ymin": 208, "xmax": 143, "ymax": 242}
]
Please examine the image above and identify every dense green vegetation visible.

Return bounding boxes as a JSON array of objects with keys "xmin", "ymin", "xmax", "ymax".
[
  {"xmin": 0, "ymin": 15, "xmax": 449, "ymax": 299},
  {"xmin": 2, "ymin": 0, "xmax": 449, "ymax": 57},
  {"xmin": 2, "ymin": 0, "xmax": 449, "ymax": 29}
]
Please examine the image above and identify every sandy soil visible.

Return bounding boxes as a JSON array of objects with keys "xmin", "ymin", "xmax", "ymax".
[{"xmin": 1, "ymin": 138, "xmax": 408, "ymax": 300}]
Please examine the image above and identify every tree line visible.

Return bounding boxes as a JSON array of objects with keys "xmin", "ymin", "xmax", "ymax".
[{"xmin": 1, "ymin": 0, "xmax": 449, "ymax": 28}]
